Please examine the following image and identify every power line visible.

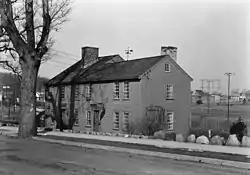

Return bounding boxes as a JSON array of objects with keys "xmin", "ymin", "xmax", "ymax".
[{"xmin": 50, "ymin": 48, "xmax": 80, "ymax": 61}]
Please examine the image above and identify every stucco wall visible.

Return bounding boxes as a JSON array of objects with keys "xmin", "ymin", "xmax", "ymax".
[{"xmin": 141, "ymin": 57, "xmax": 192, "ymax": 136}]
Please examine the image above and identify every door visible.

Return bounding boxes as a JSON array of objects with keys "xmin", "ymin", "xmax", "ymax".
[{"xmin": 93, "ymin": 110, "xmax": 100, "ymax": 132}]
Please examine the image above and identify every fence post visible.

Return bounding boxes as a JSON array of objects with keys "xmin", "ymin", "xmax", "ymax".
[{"xmin": 217, "ymin": 119, "xmax": 219, "ymax": 133}]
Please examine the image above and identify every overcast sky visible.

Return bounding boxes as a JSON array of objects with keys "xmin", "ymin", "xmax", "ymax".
[{"xmin": 38, "ymin": 0, "xmax": 250, "ymax": 93}]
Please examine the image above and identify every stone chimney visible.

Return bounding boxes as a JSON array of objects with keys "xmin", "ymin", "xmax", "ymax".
[
  {"xmin": 81, "ymin": 46, "xmax": 99, "ymax": 68},
  {"xmin": 161, "ymin": 46, "xmax": 177, "ymax": 62}
]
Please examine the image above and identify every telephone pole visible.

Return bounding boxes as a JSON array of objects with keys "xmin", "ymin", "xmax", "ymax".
[{"xmin": 224, "ymin": 72, "xmax": 235, "ymax": 120}]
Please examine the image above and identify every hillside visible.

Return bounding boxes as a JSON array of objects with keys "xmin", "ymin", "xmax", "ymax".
[{"xmin": 0, "ymin": 72, "xmax": 49, "ymax": 92}]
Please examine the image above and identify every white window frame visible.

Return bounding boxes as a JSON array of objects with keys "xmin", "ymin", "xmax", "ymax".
[
  {"xmin": 86, "ymin": 84, "xmax": 92, "ymax": 100},
  {"xmin": 123, "ymin": 112, "xmax": 129, "ymax": 131},
  {"xmin": 166, "ymin": 112, "xmax": 174, "ymax": 130},
  {"xmin": 166, "ymin": 84, "xmax": 174, "ymax": 99},
  {"xmin": 74, "ymin": 109, "xmax": 79, "ymax": 125},
  {"xmin": 75, "ymin": 85, "xmax": 80, "ymax": 100},
  {"xmin": 165, "ymin": 63, "xmax": 171, "ymax": 72},
  {"xmin": 113, "ymin": 82, "xmax": 120, "ymax": 100},
  {"xmin": 86, "ymin": 110, "xmax": 91, "ymax": 127},
  {"xmin": 61, "ymin": 86, "xmax": 65, "ymax": 100},
  {"xmin": 113, "ymin": 112, "xmax": 120, "ymax": 130},
  {"xmin": 123, "ymin": 82, "xmax": 130, "ymax": 100}
]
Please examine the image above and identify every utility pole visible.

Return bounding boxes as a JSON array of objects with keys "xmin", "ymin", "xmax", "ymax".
[
  {"xmin": 224, "ymin": 72, "xmax": 235, "ymax": 120},
  {"xmin": 125, "ymin": 47, "xmax": 133, "ymax": 61}
]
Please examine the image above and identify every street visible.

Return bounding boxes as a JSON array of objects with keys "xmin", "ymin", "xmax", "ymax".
[{"xmin": 0, "ymin": 136, "xmax": 249, "ymax": 175}]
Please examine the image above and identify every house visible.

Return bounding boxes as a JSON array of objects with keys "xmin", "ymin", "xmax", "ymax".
[{"xmin": 45, "ymin": 46, "xmax": 193, "ymax": 136}]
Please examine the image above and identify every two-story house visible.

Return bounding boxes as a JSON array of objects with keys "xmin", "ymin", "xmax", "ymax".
[{"xmin": 45, "ymin": 46, "xmax": 193, "ymax": 136}]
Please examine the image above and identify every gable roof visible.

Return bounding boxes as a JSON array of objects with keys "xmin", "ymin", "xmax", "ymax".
[
  {"xmin": 73, "ymin": 55, "xmax": 166, "ymax": 84},
  {"xmin": 46, "ymin": 55, "xmax": 122, "ymax": 86},
  {"xmin": 46, "ymin": 54, "xmax": 193, "ymax": 86}
]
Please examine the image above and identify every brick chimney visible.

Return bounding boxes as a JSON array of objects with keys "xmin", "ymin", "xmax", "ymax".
[
  {"xmin": 161, "ymin": 46, "xmax": 177, "ymax": 62},
  {"xmin": 81, "ymin": 46, "xmax": 99, "ymax": 68}
]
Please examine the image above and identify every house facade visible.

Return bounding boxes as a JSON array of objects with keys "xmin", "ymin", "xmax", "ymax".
[{"xmin": 45, "ymin": 46, "xmax": 193, "ymax": 136}]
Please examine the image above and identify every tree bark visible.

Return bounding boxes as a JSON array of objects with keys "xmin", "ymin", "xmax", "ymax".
[{"xmin": 18, "ymin": 57, "xmax": 39, "ymax": 138}]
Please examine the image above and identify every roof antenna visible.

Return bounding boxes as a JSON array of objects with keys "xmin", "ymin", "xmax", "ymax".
[{"xmin": 125, "ymin": 47, "xmax": 133, "ymax": 61}]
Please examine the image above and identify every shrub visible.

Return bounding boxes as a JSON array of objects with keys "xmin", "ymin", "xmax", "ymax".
[
  {"xmin": 153, "ymin": 130, "xmax": 176, "ymax": 141},
  {"xmin": 139, "ymin": 116, "xmax": 163, "ymax": 136},
  {"xmin": 196, "ymin": 100, "xmax": 203, "ymax": 104},
  {"xmin": 229, "ymin": 117, "xmax": 248, "ymax": 143}
]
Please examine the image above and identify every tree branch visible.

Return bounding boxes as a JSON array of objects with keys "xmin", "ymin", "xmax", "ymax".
[
  {"xmin": 25, "ymin": 0, "xmax": 35, "ymax": 50},
  {"xmin": 36, "ymin": 0, "xmax": 51, "ymax": 58},
  {"xmin": 0, "ymin": 0, "xmax": 28, "ymax": 58}
]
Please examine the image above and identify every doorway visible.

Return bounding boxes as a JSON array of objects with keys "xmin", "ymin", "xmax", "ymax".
[{"xmin": 93, "ymin": 110, "xmax": 100, "ymax": 132}]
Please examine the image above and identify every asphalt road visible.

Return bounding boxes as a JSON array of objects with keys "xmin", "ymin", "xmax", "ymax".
[{"xmin": 0, "ymin": 136, "xmax": 249, "ymax": 175}]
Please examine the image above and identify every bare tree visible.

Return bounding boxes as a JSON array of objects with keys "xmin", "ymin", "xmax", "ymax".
[{"xmin": 0, "ymin": 0, "xmax": 72, "ymax": 138}]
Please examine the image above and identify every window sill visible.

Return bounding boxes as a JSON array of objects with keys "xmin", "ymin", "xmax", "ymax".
[
  {"xmin": 113, "ymin": 98, "xmax": 120, "ymax": 101},
  {"xmin": 166, "ymin": 98, "xmax": 174, "ymax": 100},
  {"xmin": 122, "ymin": 98, "xmax": 130, "ymax": 101},
  {"xmin": 112, "ymin": 128, "xmax": 119, "ymax": 131},
  {"xmin": 85, "ymin": 125, "xmax": 92, "ymax": 128}
]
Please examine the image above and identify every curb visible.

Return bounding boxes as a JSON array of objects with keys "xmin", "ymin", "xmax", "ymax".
[{"xmin": 33, "ymin": 137, "xmax": 250, "ymax": 170}]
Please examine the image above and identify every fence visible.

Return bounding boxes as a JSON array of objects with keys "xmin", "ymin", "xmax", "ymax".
[{"xmin": 191, "ymin": 115, "xmax": 250, "ymax": 133}]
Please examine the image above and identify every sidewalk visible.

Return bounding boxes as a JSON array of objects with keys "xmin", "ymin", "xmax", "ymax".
[
  {"xmin": 1, "ymin": 126, "xmax": 250, "ymax": 169},
  {"xmin": 43, "ymin": 131, "xmax": 250, "ymax": 156}
]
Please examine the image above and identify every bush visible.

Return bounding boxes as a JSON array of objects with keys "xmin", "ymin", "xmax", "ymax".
[
  {"xmin": 196, "ymin": 100, "xmax": 203, "ymax": 104},
  {"xmin": 230, "ymin": 117, "xmax": 248, "ymax": 143},
  {"xmin": 153, "ymin": 130, "xmax": 176, "ymax": 141},
  {"xmin": 139, "ymin": 115, "xmax": 163, "ymax": 136}
]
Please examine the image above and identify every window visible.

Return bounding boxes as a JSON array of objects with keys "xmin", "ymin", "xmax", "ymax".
[
  {"xmin": 165, "ymin": 63, "xmax": 171, "ymax": 72},
  {"xmin": 86, "ymin": 85, "xmax": 92, "ymax": 100},
  {"xmin": 113, "ymin": 82, "xmax": 120, "ymax": 99},
  {"xmin": 86, "ymin": 111, "xmax": 91, "ymax": 127},
  {"xmin": 166, "ymin": 112, "xmax": 174, "ymax": 130},
  {"xmin": 74, "ymin": 109, "xmax": 79, "ymax": 125},
  {"xmin": 75, "ymin": 85, "xmax": 80, "ymax": 100},
  {"xmin": 61, "ymin": 86, "xmax": 65, "ymax": 100},
  {"xmin": 113, "ymin": 112, "xmax": 120, "ymax": 130},
  {"xmin": 123, "ymin": 112, "xmax": 129, "ymax": 131},
  {"xmin": 166, "ymin": 84, "xmax": 174, "ymax": 99},
  {"xmin": 123, "ymin": 82, "xmax": 130, "ymax": 100}
]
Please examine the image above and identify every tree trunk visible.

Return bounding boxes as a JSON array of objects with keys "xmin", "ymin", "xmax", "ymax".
[
  {"xmin": 45, "ymin": 87, "xmax": 63, "ymax": 131},
  {"xmin": 18, "ymin": 58, "xmax": 39, "ymax": 138}
]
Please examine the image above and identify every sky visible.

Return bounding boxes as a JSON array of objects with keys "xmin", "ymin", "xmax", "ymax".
[{"xmin": 37, "ymin": 0, "xmax": 250, "ymax": 93}]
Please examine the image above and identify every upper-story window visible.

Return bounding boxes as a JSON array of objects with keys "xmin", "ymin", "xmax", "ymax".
[
  {"xmin": 60, "ymin": 86, "xmax": 65, "ymax": 100},
  {"xmin": 165, "ymin": 63, "xmax": 171, "ymax": 72},
  {"xmin": 75, "ymin": 85, "xmax": 80, "ymax": 100},
  {"xmin": 113, "ymin": 82, "xmax": 120, "ymax": 99},
  {"xmin": 86, "ymin": 84, "xmax": 92, "ymax": 100},
  {"xmin": 166, "ymin": 84, "xmax": 174, "ymax": 99},
  {"xmin": 123, "ymin": 82, "xmax": 130, "ymax": 100}
]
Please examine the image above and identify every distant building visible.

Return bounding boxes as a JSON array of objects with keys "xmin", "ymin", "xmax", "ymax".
[
  {"xmin": 46, "ymin": 46, "xmax": 193, "ymax": 136},
  {"xmin": 245, "ymin": 91, "xmax": 250, "ymax": 103}
]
